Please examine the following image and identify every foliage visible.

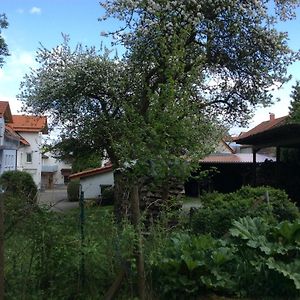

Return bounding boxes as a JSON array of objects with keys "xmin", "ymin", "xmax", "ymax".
[
  {"xmin": 5, "ymin": 207, "xmax": 122, "ymax": 299},
  {"xmin": 0, "ymin": 13, "xmax": 9, "ymax": 67},
  {"xmin": 49, "ymin": 138, "xmax": 102, "ymax": 173},
  {"xmin": 289, "ymin": 81, "xmax": 300, "ymax": 123},
  {"xmin": 149, "ymin": 217, "xmax": 300, "ymax": 299},
  {"xmin": 67, "ymin": 179, "xmax": 80, "ymax": 202},
  {"xmin": 0, "ymin": 171, "xmax": 38, "ymax": 238},
  {"xmin": 149, "ymin": 232, "xmax": 236, "ymax": 299},
  {"xmin": 191, "ymin": 186, "xmax": 299, "ymax": 237},
  {"xmin": 4, "ymin": 203, "xmax": 300, "ymax": 299},
  {"xmin": 72, "ymin": 152, "xmax": 101, "ymax": 173},
  {"xmin": 229, "ymin": 216, "xmax": 300, "ymax": 298},
  {"xmin": 19, "ymin": 0, "xmax": 300, "ymax": 184},
  {"xmin": 19, "ymin": 40, "xmax": 220, "ymax": 186},
  {"xmin": 101, "ymin": 0, "xmax": 298, "ymax": 125},
  {"xmin": 18, "ymin": 1, "xmax": 300, "ymax": 297},
  {"xmin": 0, "ymin": 170, "xmax": 38, "ymax": 200}
]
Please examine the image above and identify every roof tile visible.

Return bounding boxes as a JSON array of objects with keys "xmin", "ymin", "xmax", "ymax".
[
  {"xmin": 238, "ymin": 115, "xmax": 287, "ymax": 140},
  {"xmin": 69, "ymin": 164, "xmax": 113, "ymax": 179},
  {"xmin": 8, "ymin": 115, "xmax": 48, "ymax": 134}
]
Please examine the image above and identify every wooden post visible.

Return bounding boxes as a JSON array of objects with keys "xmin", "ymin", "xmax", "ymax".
[
  {"xmin": 131, "ymin": 185, "xmax": 146, "ymax": 300},
  {"xmin": 0, "ymin": 191, "xmax": 4, "ymax": 300}
]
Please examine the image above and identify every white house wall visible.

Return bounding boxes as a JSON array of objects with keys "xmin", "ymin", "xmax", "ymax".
[
  {"xmin": 0, "ymin": 117, "xmax": 18, "ymax": 175},
  {"xmin": 17, "ymin": 132, "xmax": 42, "ymax": 188},
  {"xmin": 42, "ymin": 152, "xmax": 71, "ymax": 185},
  {"xmin": 80, "ymin": 171, "xmax": 114, "ymax": 199},
  {"xmin": 0, "ymin": 118, "xmax": 4, "ymax": 147}
]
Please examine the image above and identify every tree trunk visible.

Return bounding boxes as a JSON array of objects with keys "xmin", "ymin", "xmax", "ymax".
[
  {"xmin": 131, "ymin": 184, "xmax": 146, "ymax": 300},
  {"xmin": 113, "ymin": 170, "xmax": 130, "ymax": 222}
]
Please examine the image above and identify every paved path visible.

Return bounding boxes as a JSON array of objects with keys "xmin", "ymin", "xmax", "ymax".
[{"xmin": 38, "ymin": 186, "xmax": 79, "ymax": 212}]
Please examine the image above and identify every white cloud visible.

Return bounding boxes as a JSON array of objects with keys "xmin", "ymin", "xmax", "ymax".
[
  {"xmin": 17, "ymin": 8, "xmax": 24, "ymax": 14},
  {"xmin": 30, "ymin": 7, "xmax": 42, "ymax": 15}
]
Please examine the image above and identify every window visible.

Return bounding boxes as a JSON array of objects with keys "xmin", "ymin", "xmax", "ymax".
[{"xmin": 26, "ymin": 152, "xmax": 32, "ymax": 163}]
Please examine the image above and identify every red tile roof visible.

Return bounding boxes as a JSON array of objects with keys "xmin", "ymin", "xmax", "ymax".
[
  {"xmin": 8, "ymin": 115, "xmax": 48, "ymax": 134},
  {"xmin": 4, "ymin": 125, "xmax": 20, "ymax": 142},
  {"xmin": 0, "ymin": 101, "xmax": 13, "ymax": 122},
  {"xmin": 237, "ymin": 115, "xmax": 287, "ymax": 141},
  {"xmin": 69, "ymin": 164, "xmax": 113, "ymax": 179},
  {"xmin": 201, "ymin": 153, "xmax": 276, "ymax": 164}
]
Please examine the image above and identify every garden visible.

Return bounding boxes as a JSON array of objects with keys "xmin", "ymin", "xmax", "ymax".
[{"xmin": 2, "ymin": 172, "xmax": 300, "ymax": 299}]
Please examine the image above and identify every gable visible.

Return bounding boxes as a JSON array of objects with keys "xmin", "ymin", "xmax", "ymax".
[{"xmin": 0, "ymin": 101, "xmax": 13, "ymax": 123}]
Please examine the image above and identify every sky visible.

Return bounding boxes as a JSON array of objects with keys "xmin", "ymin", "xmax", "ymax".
[{"xmin": 1, "ymin": 0, "xmax": 300, "ymax": 134}]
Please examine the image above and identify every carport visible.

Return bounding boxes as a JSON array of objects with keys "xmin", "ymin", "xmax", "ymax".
[{"xmin": 236, "ymin": 123, "xmax": 300, "ymax": 202}]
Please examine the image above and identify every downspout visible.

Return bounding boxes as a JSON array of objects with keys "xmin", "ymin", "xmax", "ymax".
[{"xmin": 15, "ymin": 149, "xmax": 17, "ymax": 171}]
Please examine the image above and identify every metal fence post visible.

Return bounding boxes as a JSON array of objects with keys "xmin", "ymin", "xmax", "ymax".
[{"xmin": 79, "ymin": 187, "xmax": 85, "ymax": 290}]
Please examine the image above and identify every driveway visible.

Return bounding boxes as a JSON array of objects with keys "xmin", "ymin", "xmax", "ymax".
[{"xmin": 38, "ymin": 185, "xmax": 79, "ymax": 212}]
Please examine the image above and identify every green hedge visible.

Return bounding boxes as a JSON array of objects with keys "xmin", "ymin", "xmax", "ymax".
[
  {"xmin": 191, "ymin": 186, "xmax": 299, "ymax": 237},
  {"xmin": 67, "ymin": 180, "xmax": 80, "ymax": 202}
]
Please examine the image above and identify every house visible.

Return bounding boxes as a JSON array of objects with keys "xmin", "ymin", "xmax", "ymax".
[
  {"xmin": 8, "ymin": 115, "xmax": 48, "ymax": 189},
  {"xmin": 41, "ymin": 152, "xmax": 72, "ymax": 189},
  {"xmin": 69, "ymin": 164, "xmax": 113, "ymax": 199},
  {"xmin": 0, "ymin": 101, "xmax": 20, "ymax": 174}
]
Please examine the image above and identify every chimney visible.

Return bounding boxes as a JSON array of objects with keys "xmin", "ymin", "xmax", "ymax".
[{"xmin": 269, "ymin": 113, "xmax": 275, "ymax": 121}]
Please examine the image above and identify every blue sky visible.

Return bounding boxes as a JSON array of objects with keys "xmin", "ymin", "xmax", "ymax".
[{"xmin": 1, "ymin": 1, "xmax": 300, "ymax": 133}]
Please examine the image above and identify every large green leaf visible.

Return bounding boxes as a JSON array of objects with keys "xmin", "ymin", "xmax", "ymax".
[
  {"xmin": 266, "ymin": 258, "xmax": 300, "ymax": 290},
  {"xmin": 275, "ymin": 219, "xmax": 300, "ymax": 243}
]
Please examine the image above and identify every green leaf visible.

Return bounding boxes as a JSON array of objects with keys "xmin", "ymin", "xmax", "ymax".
[
  {"xmin": 275, "ymin": 219, "xmax": 300, "ymax": 243},
  {"xmin": 266, "ymin": 258, "xmax": 300, "ymax": 290}
]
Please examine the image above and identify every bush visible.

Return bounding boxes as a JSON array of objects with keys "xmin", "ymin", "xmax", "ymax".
[
  {"xmin": 0, "ymin": 170, "xmax": 37, "ymax": 200},
  {"xmin": 149, "ymin": 232, "xmax": 236, "ymax": 299},
  {"xmin": 0, "ymin": 171, "xmax": 38, "ymax": 236},
  {"xmin": 191, "ymin": 186, "xmax": 299, "ymax": 237},
  {"xmin": 5, "ymin": 207, "xmax": 120, "ymax": 299},
  {"xmin": 150, "ymin": 217, "xmax": 300, "ymax": 299},
  {"xmin": 67, "ymin": 180, "xmax": 80, "ymax": 202}
]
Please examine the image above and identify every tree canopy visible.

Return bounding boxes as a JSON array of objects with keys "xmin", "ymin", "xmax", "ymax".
[
  {"xmin": 19, "ymin": 0, "xmax": 300, "ymax": 180},
  {"xmin": 0, "ymin": 13, "xmax": 9, "ymax": 67},
  {"xmin": 101, "ymin": 0, "xmax": 299, "ymax": 124},
  {"xmin": 289, "ymin": 81, "xmax": 300, "ymax": 123}
]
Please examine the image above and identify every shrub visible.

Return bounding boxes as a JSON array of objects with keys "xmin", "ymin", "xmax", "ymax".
[
  {"xmin": 150, "ymin": 217, "xmax": 300, "ymax": 299},
  {"xmin": 191, "ymin": 186, "xmax": 299, "ymax": 237},
  {"xmin": 0, "ymin": 171, "xmax": 38, "ymax": 236},
  {"xmin": 229, "ymin": 216, "xmax": 300, "ymax": 298},
  {"xmin": 67, "ymin": 180, "xmax": 80, "ymax": 201},
  {"xmin": 149, "ymin": 232, "xmax": 236, "ymax": 299},
  {"xmin": 0, "ymin": 170, "xmax": 37, "ymax": 200}
]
